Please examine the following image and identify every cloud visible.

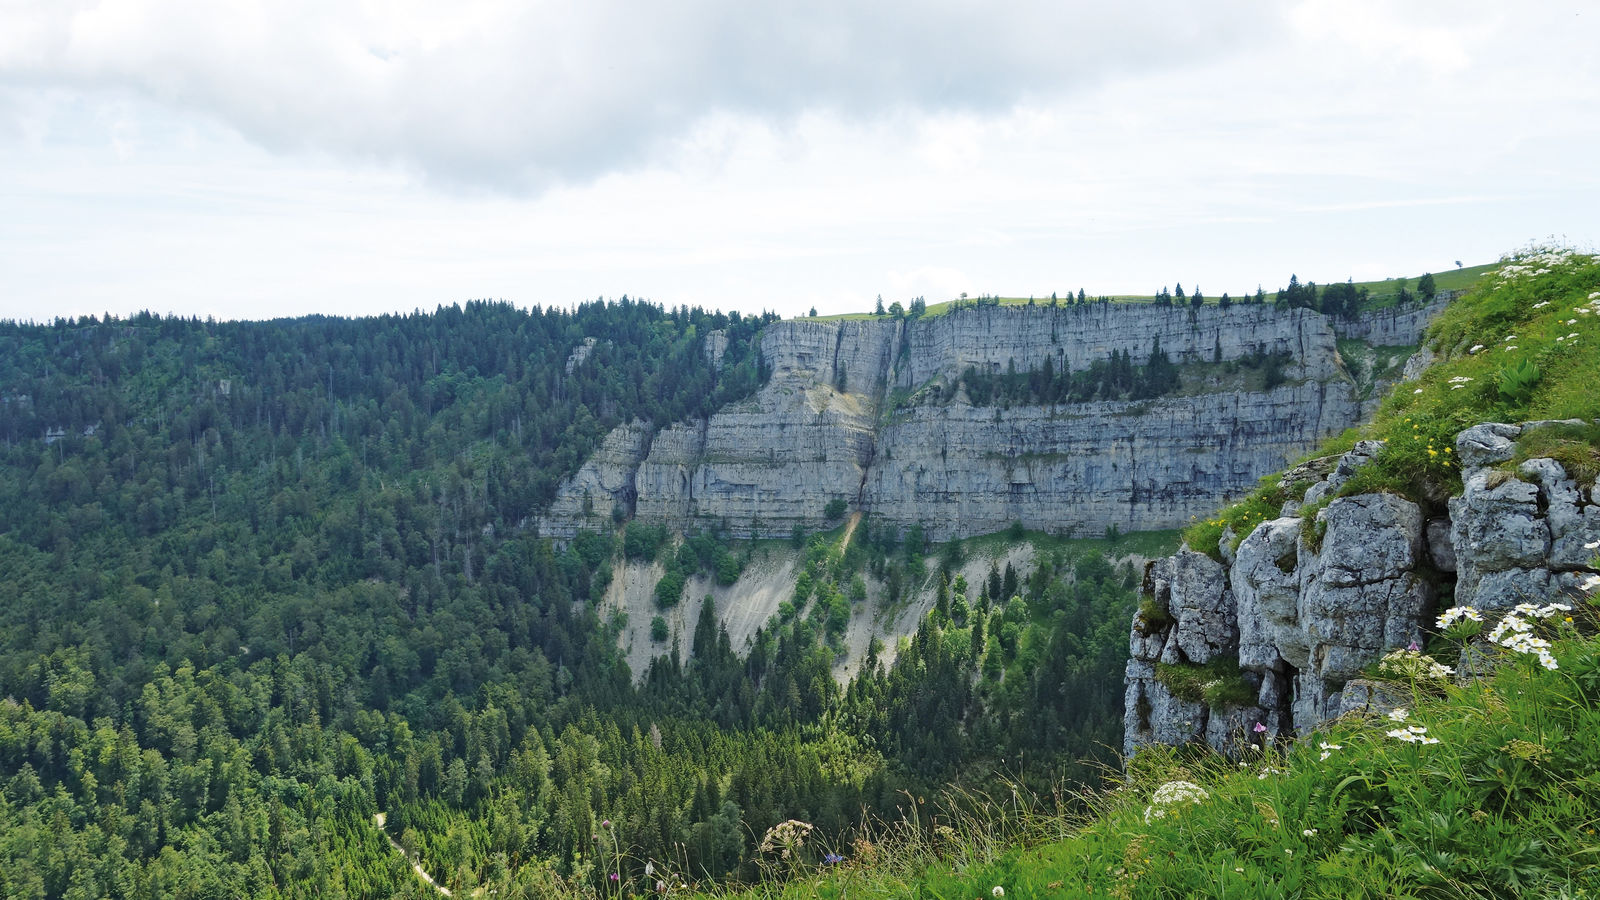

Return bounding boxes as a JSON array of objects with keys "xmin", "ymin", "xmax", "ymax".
[{"xmin": 0, "ymin": 0, "xmax": 1281, "ymax": 190}]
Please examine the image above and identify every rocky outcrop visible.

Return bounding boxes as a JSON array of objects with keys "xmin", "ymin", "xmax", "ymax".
[
  {"xmin": 544, "ymin": 301, "xmax": 1402, "ymax": 540},
  {"xmin": 1124, "ymin": 421, "xmax": 1600, "ymax": 757},
  {"xmin": 1450, "ymin": 420, "xmax": 1600, "ymax": 610},
  {"xmin": 1330, "ymin": 293, "xmax": 1455, "ymax": 346},
  {"xmin": 537, "ymin": 420, "xmax": 653, "ymax": 538}
]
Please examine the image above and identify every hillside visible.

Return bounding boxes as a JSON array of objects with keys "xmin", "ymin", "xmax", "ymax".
[
  {"xmin": 683, "ymin": 248, "xmax": 1600, "ymax": 898},
  {"xmin": 0, "ymin": 259, "xmax": 1539, "ymax": 898}
]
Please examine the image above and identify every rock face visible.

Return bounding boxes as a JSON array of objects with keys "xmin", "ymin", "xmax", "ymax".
[
  {"xmin": 543, "ymin": 302, "xmax": 1383, "ymax": 540},
  {"xmin": 1330, "ymin": 293, "xmax": 1454, "ymax": 346},
  {"xmin": 1124, "ymin": 421, "xmax": 1600, "ymax": 757},
  {"xmin": 1449, "ymin": 420, "xmax": 1600, "ymax": 610}
]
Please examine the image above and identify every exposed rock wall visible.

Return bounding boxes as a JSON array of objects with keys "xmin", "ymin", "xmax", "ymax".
[
  {"xmin": 1124, "ymin": 422, "xmax": 1600, "ymax": 758},
  {"xmin": 1330, "ymin": 293, "xmax": 1454, "ymax": 346},
  {"xmin": 542, "ymin": 302, "xmax": 1429, "ymax": 541}
]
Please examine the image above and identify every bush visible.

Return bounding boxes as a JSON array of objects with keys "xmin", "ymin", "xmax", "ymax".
[
  {"xmin": 650, "ymin": 615, "xmax": 668, "ymax": 643},
  {"xmin": 655, "ymin": 566, "xmax": 686, "ymax": 608},
  {"xmin": 1154, "ymin": 657, "xmax": 1254, "ymax": 710},
  {"xmin": 824, "ymin": 498, "xmax": 848, "ymax": 520}
]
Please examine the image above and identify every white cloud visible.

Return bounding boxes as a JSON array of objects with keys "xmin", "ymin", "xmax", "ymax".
[
  {"xmin": 1, "ymin": 0, "xmax": 1281, "ymax": 188},
  {"xmin": 0, "ymin": 1, "xmax": 1597, "ymax": 322}
]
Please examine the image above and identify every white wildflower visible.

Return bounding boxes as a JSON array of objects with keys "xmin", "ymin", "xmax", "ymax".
[
  {"xmin": 1448, "ymin": 376, "xmax": 1474, "ymax": 384},
  {"xmin": 1414, "ymin": 388, "xmax": 1425, "ymax": 394},
  {"xmin": 1144, "ymin": 781, "xmax": 1210, "ymax": 823},
  {"xmin": 1504, "ymin": 345, "xmax": 1518, "ymax": 351},
  {"xmin": 1582, "ymin": 540, "xmax": 1598, "ymax": 550},
  {"xmin": 1387, "ymin": 724, "xmax": 1440, "ymax": 744},
  {"xmin": 1469, "ymin": 344, "xmax": 1486, "ymax": 353},
  {"xmin": 993, "ymin": 887, "xmax": 1005, "ymax": 898},
  {"xmin": 1436, "ymin": 606, "xmax": 1483, "ymax": 629},
  {"xmin": 1387, "ymin": 708, "xmax": 1409, "ymax": 722},
  {"xmin": 1533, "ymin": 301, "xmax": 1551, "ymax": 309},
  {"xmin": 1318, "ymin": 741, "xmax": 1342, "ymax": 761},
  {"xmin": 1378, "ymin": 648, "xmax": 1454, "ymax": 681}
]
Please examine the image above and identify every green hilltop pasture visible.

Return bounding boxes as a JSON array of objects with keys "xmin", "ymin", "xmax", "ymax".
[{"xmin": 807, "ymin": 261, "xmax": 1496, "ymax": 321}]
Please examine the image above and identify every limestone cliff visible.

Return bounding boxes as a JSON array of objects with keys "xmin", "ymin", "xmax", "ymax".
[
  {"xmin": 1124, "ymin": 421, "xmax": 1600, "ymax": 757},
  {"xmin": 541, "ymin": 301, "xmax": 1434, "ymax": 541}
]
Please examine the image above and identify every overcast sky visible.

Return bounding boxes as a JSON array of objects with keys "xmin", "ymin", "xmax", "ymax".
[{"xmin": 2, "ymin": 1, "xmax": 1598, "ymax": 322}]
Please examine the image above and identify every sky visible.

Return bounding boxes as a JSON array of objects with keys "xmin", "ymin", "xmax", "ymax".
[{"xmin": 2, "ymin": 0, "xmax": 1598, "ymax": 323}]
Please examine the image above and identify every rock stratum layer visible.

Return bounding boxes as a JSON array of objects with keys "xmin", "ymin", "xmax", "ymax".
[
  {"xmin": 1124, "ymin": 422, "xmax": 1600, "ymax": 757},
  {"xmin": 542, "ymin": 302, "xmax": 1438, "ymax": 541}
]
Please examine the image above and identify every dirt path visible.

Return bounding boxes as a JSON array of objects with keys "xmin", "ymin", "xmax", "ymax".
[
  {"xmin": 840, "ymin": 510, "xmax": 863, "ymax": 552},
  {"xmin": 374, "ymin": 812, "xmax": 453, "ymax": 897}
]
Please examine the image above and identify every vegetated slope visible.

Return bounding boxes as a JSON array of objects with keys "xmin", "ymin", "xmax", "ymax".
[
  {"xmin": 0, "ymin": 296, "xmax": 1156, "ymax": 897},
  {"xmin": 697, "ymin": 249, "xmax": 1600, "ymax": 898}
]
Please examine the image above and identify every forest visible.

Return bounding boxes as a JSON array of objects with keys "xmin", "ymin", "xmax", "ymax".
[{"xmin": 0, "ymin": 301, "xmax": 1140, "ymax": 897}]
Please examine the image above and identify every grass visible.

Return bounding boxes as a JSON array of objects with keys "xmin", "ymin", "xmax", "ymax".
[
  {"xmin": 1154, "ymin": 657, "xmax": 1257, "ymax": 709},
  {"xmin": 801, "ymin": 263, "xmax": 1496, "ymax": 322}
]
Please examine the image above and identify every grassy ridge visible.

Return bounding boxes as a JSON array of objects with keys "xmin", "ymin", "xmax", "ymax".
[{"xmin": 808, "ymin": 262, "xmax": 1495, "ymax": 321}]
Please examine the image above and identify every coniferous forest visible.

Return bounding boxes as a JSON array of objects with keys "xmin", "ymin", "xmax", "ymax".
[{"xmin": 0, "ymin": 300, "xmax": 1140, "ymax": 898}]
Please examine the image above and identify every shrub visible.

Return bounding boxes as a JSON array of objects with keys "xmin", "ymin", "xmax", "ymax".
[{"xmin": 1154, "ymin": 657, "xmax": 1254, "ymax": 709}]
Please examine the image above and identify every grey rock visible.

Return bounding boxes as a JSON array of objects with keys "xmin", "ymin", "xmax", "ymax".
[
  {"xmin": 1315, "ymin": 494, "xmax": 1421, "ymax": 587},
  {"xmin": 1334, "ymin": 679, "xmax": 1409, "ymax": 720},
  {"xmin": 1426, "ymin": 518, "xmax": 1456, "ymax": 572},
  {"xmin": 1147, "ymin": 551, "xmax": 1235, "ymax": 665},
  {"xmin": 1463, "ymin": 567, "xmax": 1552, "ymax": 610},
  {"xmin": 1332, "ymin": 292, "xmax": 1453, "ymax": 346},
  {"xmin": 1301, "ymin": 480, "xmax": 1331, "ymax": 508},
  {"xmin": 1451, "ymin": 469, "xmax": 1550, "ymax": 602},
  {"xmin": 1455, "ymin": 422, "xmax": 1522, "ymax": 469},
  {"xmin": 537, "ymin": 420, "xmax": 653, "ymax": 538},
  {"xmin": 545, "ymin": 304, "xmax": 1370, "ymax": 541},
  {"xmin": 1518, "ymin": 458, "xmax": 1600, "ymax": 570},
  {"xmin": 1400, "ymin": 346, "xmax": 1436, "ymax": 381},
  {"xmin": 1519, "ymin": 418, "xmax": 1590, "ymax": 434},
  {"xmin": 1324, "ymin": 441, "xmax": 1385, "ymax": 494},
  {"xmin": 1233, "ymin": 517, "xmax": 1304, "ymax": 670},
  {"xmin": 1123, "ymin": 659, "xmax": 1208, "ymax": 757},
  {"xmin": 1206, "ymin": 705, "xmax": 1269, "ymax": 757},
  {"xmin": 1127, "ymin": 419, "xmax": 1597, "ymax": 759}
]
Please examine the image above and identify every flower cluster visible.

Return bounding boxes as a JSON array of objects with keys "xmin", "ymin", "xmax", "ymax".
[
  {"xmin": 1377, "ymin": 647, "xmax": 1455, "ymax": 681},
  {"xmin": 757, "ymin": 819, "xmax": 814, "ymax": 860},
  {"xmin": 1448, "ymin": 376, "xmax": 1474, "ymax": 390},
  {"xmin": 1386, "ymin": 724, "xmax": 1441, "ymax": 744},
  {"xmin": 1487, "ymin": 603, "xmax": 1570, "ymax": 670},
  {"xmin": 1143, "ymin": 780, "xmax": 1209, "ymax": 824},
  {"xmin": 1496, "ymin": 246, "xmax": 1586, "ymax": 282},
  {"xmin": 1436, "ymin": 606, "xmax": 1484, "ymax": 629},
  {"xmin": 1318, "ymin": 741, "xmax": 1342, "ymax": 761},
  {"xmin": 1382, "ymin": 708, "xmax": 1439, "ymax": 743}
]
